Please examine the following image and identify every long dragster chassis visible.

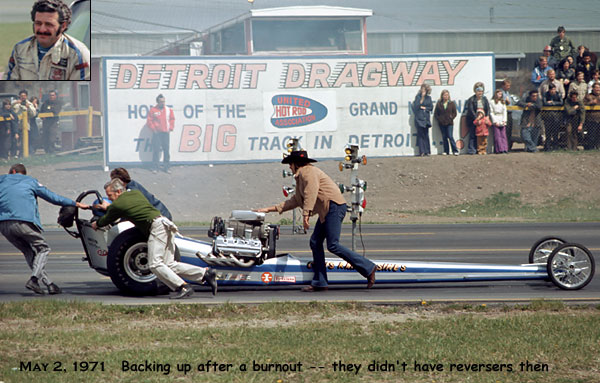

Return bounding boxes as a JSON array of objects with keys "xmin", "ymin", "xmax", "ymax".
[{"xmin": 67, "ymin": 191, "xmax": 596, "ymax": 296}]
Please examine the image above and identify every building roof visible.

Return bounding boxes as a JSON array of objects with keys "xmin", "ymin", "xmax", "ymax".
[{"xmin": 92, "ymin": 0, "xmax": 600, "ymax": 35}]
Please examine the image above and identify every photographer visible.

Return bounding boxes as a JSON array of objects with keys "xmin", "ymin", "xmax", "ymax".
[{"xmin": 10, "ymin": 90, "xmax": 36, "ymax": 158}]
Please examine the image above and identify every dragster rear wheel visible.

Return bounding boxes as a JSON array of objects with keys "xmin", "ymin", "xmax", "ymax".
[
  {"xmin": 547, "ymin": 243, "xmax": 595, "ymax": 290},
  {"xmin": 107, "ymin": 228, "xmax": 179, "ymax": 296},
  {"xmin": 529, "ymin": 236, "xmax": 566, "ymax": 264}
]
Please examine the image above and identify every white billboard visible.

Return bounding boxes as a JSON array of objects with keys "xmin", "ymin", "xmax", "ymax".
[{"xmin": 102, "ymin": 53, "xmax": 494, "ymax": 165}]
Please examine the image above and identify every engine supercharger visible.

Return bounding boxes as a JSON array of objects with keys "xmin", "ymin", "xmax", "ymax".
[{"xmin": 201, "ymin": 210, "xmax": 279, "ymax": 267}]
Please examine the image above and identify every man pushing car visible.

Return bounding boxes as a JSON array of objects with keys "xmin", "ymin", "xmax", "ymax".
[
  {"xmin": 255, "ymin": 150, "xmax": 376, "ymax": 292},
  {"xmin": 91, "ymin": 178, "xmax": 217, "ymax": 299}
]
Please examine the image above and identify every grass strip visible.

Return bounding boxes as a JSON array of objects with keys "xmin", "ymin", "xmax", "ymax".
[
  {"xmin": 0, "ymin": 300, "xmax": 599, "ymax": 382},
  {"xmin": 424, "ymin": 192, "xmax": 600, "ymax": 222}
]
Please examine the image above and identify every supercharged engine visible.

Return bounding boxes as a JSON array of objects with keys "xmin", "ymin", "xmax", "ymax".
[{"xmin": 199, "ymin": 210, "xmax": 279, "ymax": 267}]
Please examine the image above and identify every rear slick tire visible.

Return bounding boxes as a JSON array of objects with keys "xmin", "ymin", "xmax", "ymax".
[{"xmin": 107, "ymin": 228, "xmax": 171, "ymax": 296}]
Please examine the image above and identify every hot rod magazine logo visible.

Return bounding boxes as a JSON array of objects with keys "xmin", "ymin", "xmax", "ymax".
[{"xmin": 270, "ymin": 94, "xmax": 327, "ymax": 128}]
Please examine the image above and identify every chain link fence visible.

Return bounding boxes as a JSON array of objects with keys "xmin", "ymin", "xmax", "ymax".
[{"xmin": 506, "ymin": 105, "xmax": 600, "ymax": 150}]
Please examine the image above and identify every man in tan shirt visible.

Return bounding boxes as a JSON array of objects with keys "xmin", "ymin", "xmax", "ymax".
[{"xmin": 256, "ymin": 150, "xmax": 376, "ymax": 292}]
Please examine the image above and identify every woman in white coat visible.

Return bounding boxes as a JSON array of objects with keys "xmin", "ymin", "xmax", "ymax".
[{"xmin": 490, "ymin": 89, "xmax": 509, "ymax": 153}]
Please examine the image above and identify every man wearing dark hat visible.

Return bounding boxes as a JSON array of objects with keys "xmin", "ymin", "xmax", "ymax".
[{"xmin": 256, "ymin": 150, "xmax": 377, "ymax": 292}]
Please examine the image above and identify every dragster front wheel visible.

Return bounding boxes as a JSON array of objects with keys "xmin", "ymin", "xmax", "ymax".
[
  {"xmin": 547, "ymin": 243, "xmax": 595, "ymax": 290},
  {"xmin": 529, "ymin": 236, "xmax": 566, "ymax": 264}
]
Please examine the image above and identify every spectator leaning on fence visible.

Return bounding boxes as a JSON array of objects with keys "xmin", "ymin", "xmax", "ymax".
[
  {"xmin": 564, "ymin": 91, "xmax": 586, "ymax": 151},
  {"xmin": 550, "ymin": 26, "xmax": 577, "ymax": 63},
  {"xmin": 542, "ymin": 83, "xmax": 564, "ymax": 151},
  {"xmin": 583, "ymin": 82, "xmax": 600, "ymax": 150},
  {"xmin": 518, "ymin": 90, "xmax": 543, "ymax": 153}
]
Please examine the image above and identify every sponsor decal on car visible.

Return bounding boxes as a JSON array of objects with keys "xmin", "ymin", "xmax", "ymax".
[{"xmin": 261, "ymin": 272, "xmax": 273, "ymax": 284}]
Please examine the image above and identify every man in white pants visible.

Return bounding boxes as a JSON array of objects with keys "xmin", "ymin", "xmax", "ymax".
[{"xmin": 92, "ymin": 178, "xmax": 217, "ymax": 299}]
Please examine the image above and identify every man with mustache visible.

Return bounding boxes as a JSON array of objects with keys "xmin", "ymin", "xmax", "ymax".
[{"xmin": 3, "ymin": 0, "xmax": 90, "ymax": 80}]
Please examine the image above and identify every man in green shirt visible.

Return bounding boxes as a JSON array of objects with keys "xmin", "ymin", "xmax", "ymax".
[{"xmin": 91, "ymin": 178, "xmax": 217, "ymax": 299}]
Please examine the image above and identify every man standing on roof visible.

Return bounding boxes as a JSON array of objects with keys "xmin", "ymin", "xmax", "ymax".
[{"xmin": 3, "ymin": 0, "xmax": 90, "ymax": 80}]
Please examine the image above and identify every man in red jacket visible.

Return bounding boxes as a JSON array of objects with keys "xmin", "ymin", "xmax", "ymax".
[{"xmin": 146, "ymin": 94, "xmax": 175, "ymax": 173}]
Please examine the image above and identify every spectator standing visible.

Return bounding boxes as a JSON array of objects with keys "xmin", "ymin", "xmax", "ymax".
[
  {"xmin": 570, "ymin": 71, "xmax": 589, "ymax": 102},
  {"xmin": 518, "ymin": 90, "xmax": 543, "ymax": 153},
  {"xmin": 583, "ymin": 82, "xmax": 600, "ymax": 150},
  {"xmin": 490, "ymin": 89, "xmax": 508, "ymax": 154},
  {"xmin": 464, "ymin": 82, "xmax": 490, "ymax": 155},
  {"xmin": 539, "ymin": 69, "xmax": 565, "ymax": 100},
  {"xmin": 500, "ymin": 79, "xmax": 516, "ymax": 149},
  {"xmin": 550, "ymin": 26, "xmax": 576, "ymax": 63},
  {"xmin": 433, "ymin": 89, "xmax": 459, "ymax": 156},
  {"xmin": 0, "ymin": 101, "xmax": 18, "ymax": 160},
  {"xmin": 531, "ymin": 57, "xmax": 551, "ymax": 87},
  {"xmin": 564, "ymin": 91, "xmax": 585, "ymax": 151},
  {"xmin": 473, "ymin": 109, "xmax": 491, "ymax": 155},
  {"xmin": 28, "ymin": 97, "xmax": 40, "ymax": 154},
  {"xmin": 542, "ymin": 84, "xmax": 564, "ymax": 151},
  {"xmin": 533, "ymin": 46, "xmax": 558, "ymax": 69},
  {"xmin": 557, "ymin": 58, "xmax": 576, "ymax": 93},
  {"xmin": 41, "ymin": 90, "xmax": 62, "ymax": 154},
  {"xmin": 11, "ymin": 90, "xmax": 36, "ymax": 158},
  {"xmin": 576, "ymin": 52, "xmax": 596, "ymax": 83},
  {"xmin": 147, "ymin": 94, "xmax": 175, "ymax": 173},
  {"xmin": 587, "ymin": 70, "xmax": 599, "ymax": 93},
  {"xmin": 412, "ymin": 84, "xmax": 433, "ymax": 157},
  {"xmin": 576, "ymin": 45, "xmax": 598, "ymax": 68}
]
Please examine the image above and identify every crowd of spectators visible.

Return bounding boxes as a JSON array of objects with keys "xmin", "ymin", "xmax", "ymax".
[
  {"xmin": 522, "ymin": 26, "xmax": 599, "ymax": 151},
  {"xmin": 0, "ymin": 89, "xmax": 62, "ymax": 160}
]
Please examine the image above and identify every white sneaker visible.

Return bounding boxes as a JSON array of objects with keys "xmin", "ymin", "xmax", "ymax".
[{"xmin": 453, "ymin": 152, "xmax": 459, "ymax": 156}]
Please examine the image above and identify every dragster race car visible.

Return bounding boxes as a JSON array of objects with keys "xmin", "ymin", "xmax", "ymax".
[{"xmin": 60, "ymin": 191, "xmax": 596, "ymax": 296}]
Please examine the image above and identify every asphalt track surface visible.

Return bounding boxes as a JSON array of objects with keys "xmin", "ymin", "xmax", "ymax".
[{"xmin": 1, "ymin": 222, "xmax": 598, "ymax": 305}]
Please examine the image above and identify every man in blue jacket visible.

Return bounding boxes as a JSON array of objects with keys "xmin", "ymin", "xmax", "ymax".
[{"xmin": 0, "ymin": 164, "xmax": 89, "ymax": 294}]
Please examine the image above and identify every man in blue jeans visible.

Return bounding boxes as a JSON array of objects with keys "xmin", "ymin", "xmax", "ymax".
[
  {"xmin": 518, "ymin": 90, "xmax": 543, "ymax": 152},
  {"xmin": 256, "ymin": 150, "xmax": 376, "ymax": 292}
]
